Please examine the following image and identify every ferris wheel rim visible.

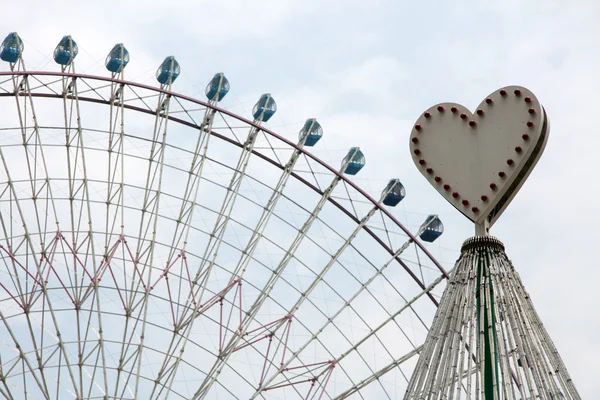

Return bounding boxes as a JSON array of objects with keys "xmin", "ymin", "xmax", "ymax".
[
  {"xmin": 0, "ymin": 69, "xmax": 450, "ymax": 292},
  {"xmin": 0, "ymin": 67, "xmax": 451, "ymax": 399}
]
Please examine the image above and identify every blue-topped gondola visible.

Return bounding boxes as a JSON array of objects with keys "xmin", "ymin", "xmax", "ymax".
[
  {"xmin": 105, "ymin": 43, "xmax": 130, "ymax": 73},
  {"xmin": 419, "ymin": 215, "xmax": 443, "ymax": 242},
  {"xmin": 299, "ymin": 118, "xmax": 323, "ymax": 147},
  {"xmin": 252, "ymin": 93, "xmax": 276, "ymax": 122},
  {"xmin": 205, "ymin": 73, "xmax": 230, "ymax": 102},
  {"xmin": 0, "ymin": 32, "xmax": 24, "ymax": 63},
  {"xmin": 382, "ymin": 179, "xmax": 405, "ymax": 207},
  {"xmin": 156, "ymin": 56, "xmax": 180, "ymax": 85},
  {"xmin": 53, "ymin": 35, "xmax": 78, "ymax": 66},
  {"xmin": 342, "ymin": 147, "xmax": 365, "ymax": 175}
]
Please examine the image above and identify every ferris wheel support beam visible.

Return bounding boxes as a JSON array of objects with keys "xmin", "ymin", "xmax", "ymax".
[
  {"xmin": 0, "ymin": 73, "xmax": 452, "ymax": 399},
  {"xmin": 145, "ymin": 102, "xmax": 222, "ymax": 399},
  {"xmin": 105, "ymin": 70, "xmax": 127, "ymax": 248},
  {"xmin": 0, "ymin": 71, "xmax": 448, "ymax": 280},
  {"xmin": 193, "ymin": 153, "xmax": 350, "ymax": 399},
  {"xmin": 251, "ymin": 216, "xmax": 442, "ymax": 399},
  {"xmin": 60, "ymin": 60, "xmax": 103, "ymax": 399},
  {"xmin": 0, "ymin": 88, "xmax": 443, "ymax": 314},
  {"xmin": 174, "ymin": 121, "xmax": 271, "ymax": 397},
  {"xmin": 112, "ymin": 78, "xmax": 175, "ymax": 399},
  {"xmin": 185, "ymin": 121, "xmax": 262, "ymax": 295},
  {"xmin": 0, "ymin": 71, "xmax": 457, "ymax": 398},
  {"xmin": 0, "ymin": 86, "xmax": 442, "ymax": 311},
  {"xmin": 152, "ymin": 108, "xmax": 219, "ymax": 398},
  {"xmin": 145, "ymin": 97, "xmax": 226, "ymax": 397},
  {"xmin": 333, "ymin": 345, "xmax": 423, "ymax": 399},
  {"xmin": 1, "ymin": 62, "xmax": 88, "ymax": 397},
  {"xmin": 165, "ymin": 105, "xmax": 216, "ymax": 260},
  {"xmin": 329, "ymin": 274, "xmax": 448, "ymax": 399},
  {"xmin": 1, "ymin": 74, "xmax": 51, "ymax": 399},
  {"xmin": 150, "ymin": 126, "xmax": 266, "ymax": 398},
  {"xmin": 154, "ymin": 119, "xmax": 306, "ymax": 400},
  {"xmin": 97, "ymin": 65, "xmax": 135, "ymax": 398},
  {"xmin": 136, "ymin": 91, "xmax": 272, "ymax": 400},
  {"xmin": 98, "ymin": 69, "xmax": 128, "ymax": 398},
  {"xmin": 168, "ymin": 110, "xmax": 267, "ymax": 344}
]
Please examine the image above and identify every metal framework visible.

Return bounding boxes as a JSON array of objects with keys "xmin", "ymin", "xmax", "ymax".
[
  {"xmin": 404, "ymin": 237, "xmax": 580, "ymax": 399},
  {"xmin": 0, "ymin": 47, "xmax": 451, "ymax": 399}
]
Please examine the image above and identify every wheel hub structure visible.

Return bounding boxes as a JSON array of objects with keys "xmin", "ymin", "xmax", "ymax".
[{"xmin": 0, "ymin": 64, "xmax": 448, "ymax": 399}]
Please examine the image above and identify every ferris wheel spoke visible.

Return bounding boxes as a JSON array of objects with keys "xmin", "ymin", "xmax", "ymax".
[
  {"xmin": 187, "ymin": 126, "xmax": 262, "ymax": 296},
  {"xmin": 144, "ymin": 96, "xmax": 271, "ymax": 400},
  {"xmin": 0, "ymin": 312, "xmax": 50, "ymax": 398},
  {"xmin": 0, "ymin": 172, "xmax": 80, "ymax": 398},
  {"xmin": 88, "ymin": 70, "xmax": 130, "ymax": 398},
  {"xmin": 59, "ymin": 61, "xmax": 107, "ymax": 398},
  {"xmin": 248, "ymin": 187, "xmax": 425, "ymax": 397},
  {"xmin": 163, "ymin": 107, "xmax": 214, "ymax": 262},
  {"xmin": 294, "ymin": 217, "xmax": 441, "ymax": 355},
  {"xmin": 192, "ymin": 145, "xmax": 350, "ymax": 399},
  {"xmin": 0, "ymin": 382, "xmax": 11, "ymax": 399},
  {"xmin": 184, "ymin": 123, "xmax": 313, "ymax": 386},
  {"xmin": 257, "ymin": 257, "xmax": 445, "ymax": 400},
  {"xmin": 1, "ymin": 59, "xmax": 92, "ymax": 397},
  {"xmin": 109, "ymin": 76, "xmax": 176, "ymax": 398},
  {"xmin": 148, "ymin": 88, "xmax": 252, "ymax": 398},
  {"xmin": 105, "ymin": 74, "xmax": 126, "ymax": 251},
  {"xmin": 12, "ymin": 78, "xmax": 55, "ymax": 251},
  {"xmin": 333, "ymin": 345, "xmax": 423, "ymax": 399},
  {"xmin": 0, "ymin": 67, "xmax": 454, "ymax": 399}
]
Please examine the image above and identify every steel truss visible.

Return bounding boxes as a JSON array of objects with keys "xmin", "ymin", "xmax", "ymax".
[
  {"xmin": 404, "ymin": 236, "xmax": 580, "ymax": 400},
  {"xmin": 0, "ymin": 69, "xmax": 450, "ymax": 399}
]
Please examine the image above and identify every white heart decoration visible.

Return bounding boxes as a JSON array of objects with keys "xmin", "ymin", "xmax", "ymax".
[{"xmin": 409, "ymin": 86, "xmax": 549, "ymax": 228}]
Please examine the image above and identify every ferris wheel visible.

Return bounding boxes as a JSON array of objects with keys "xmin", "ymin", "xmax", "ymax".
[{"xmin": 0, "ymin": 33, "xmax": 450, "ymax": 399}]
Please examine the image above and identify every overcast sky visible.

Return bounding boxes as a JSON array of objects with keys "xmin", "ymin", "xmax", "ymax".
[{"xmin": 5, "ymin": 0, "xmax": 599, "ymax": 397}]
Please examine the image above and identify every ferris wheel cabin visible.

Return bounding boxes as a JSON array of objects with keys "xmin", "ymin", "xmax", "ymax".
[
  {"xmin": 252, "ymin": 93, "xmax": 277, "ymax": 122},
  {"xmin": 105, "ymin": 43, "xmax": 130, "ymax": 73},
  {"xmin": 419, "ymin": 215, "xmax": 444, "ymax": 242},
  {"xmin": 53, "ymin": 35, "xmax": 78, "ymax": 65},
  {"xmin": 299, "ymin": 118, "xmax": 323, "ymax": 147},
  {"xmin": 205, "ymin": 73, "xmax": 230, "ymax": 102},
  {"xmin": 0, "ymin": 32, "xmax": 23, "ymax": 63},
  {"xmin": 342, "ymin": 147, "xmax": 366, "ymax": 175},
  {"xmin": 382, "ymin": 179, "xmax": 406, "ymax": 207},
  {"xmin": 156, "ymin": 56, "xmax": 181, "ymax": 85}
]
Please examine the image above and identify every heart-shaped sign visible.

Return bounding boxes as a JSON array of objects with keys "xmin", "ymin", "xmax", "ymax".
[{"xmin": 409, "ymin": 86, "xmax": 549, "ymax": 230}]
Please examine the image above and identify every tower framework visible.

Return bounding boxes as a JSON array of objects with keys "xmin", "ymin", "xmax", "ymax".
[{"xmin": 404, "ymin": 236, "xmax": 580, "ymax": 399}]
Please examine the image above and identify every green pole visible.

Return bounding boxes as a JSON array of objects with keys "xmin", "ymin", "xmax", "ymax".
[{"xmin": 477, "ymin": 248, "xmax": 500, "ymax": 399}]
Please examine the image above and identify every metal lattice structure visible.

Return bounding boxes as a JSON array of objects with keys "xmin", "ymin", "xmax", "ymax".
[
  {"xmin": 404, "ymin": 237, "xmax": 580, "ymax": 399},
  {"xmin": 0, "ymin": 33, "xmax": 452, "ymax": 399}
]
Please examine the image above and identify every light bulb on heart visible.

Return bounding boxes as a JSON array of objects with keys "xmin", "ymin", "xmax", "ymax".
[{"xmin": 409, "ymin": 86, "xmax": 549, "ymax": 235}]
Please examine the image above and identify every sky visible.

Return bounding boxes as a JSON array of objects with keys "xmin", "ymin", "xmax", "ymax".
[{"xmin": 4, "ymin": 0, "xmax": 599, "ymax": 397}]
